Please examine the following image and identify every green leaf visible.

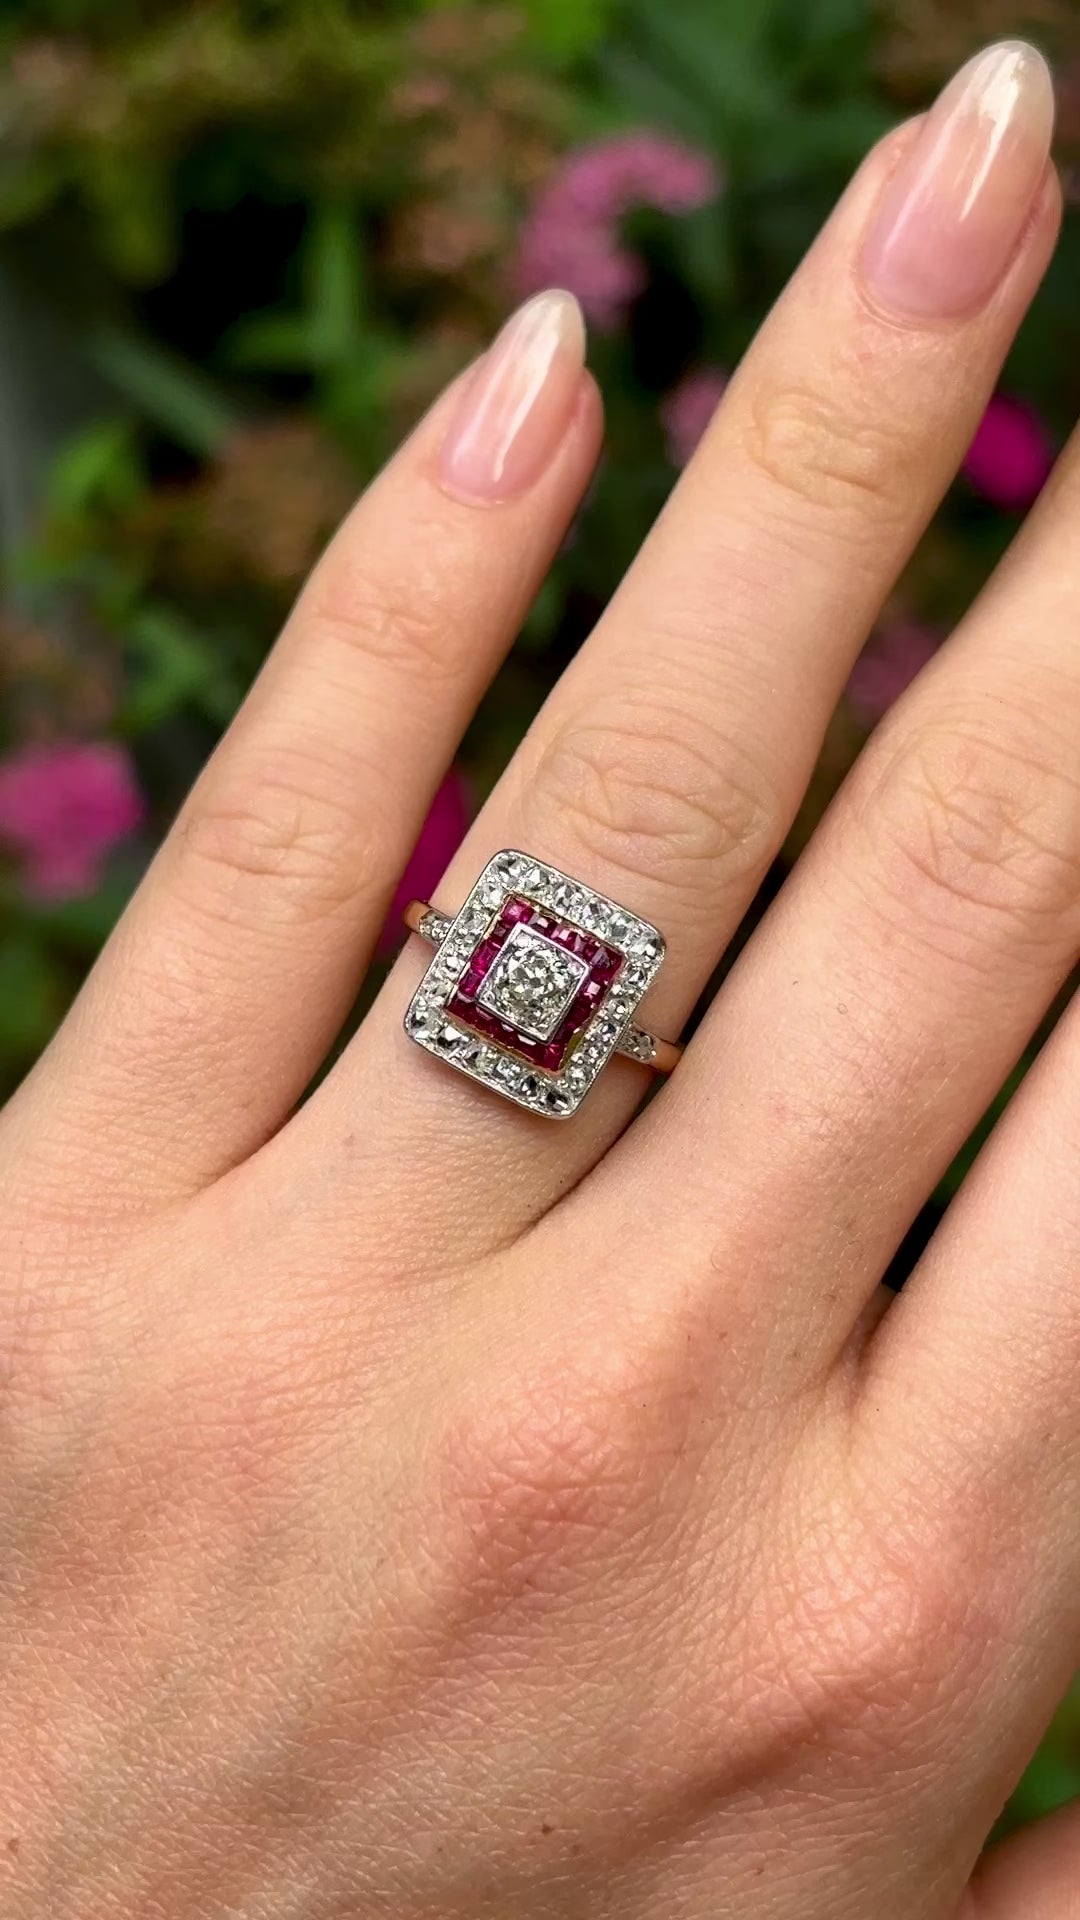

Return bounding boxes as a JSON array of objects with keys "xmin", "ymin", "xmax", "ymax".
[
  {"xmin": 224, "ymin": 202, "xmax": 370, "ymax": 381},
  {"xmin": 0, "ymin": 153, "xmax": 67, "ymax": 231},
  {"xmin": 0, "ymin": 933, "xmax": 65, "ymax": 1059},
  {"xmin": 304, "ymin": 201, "xmax": 368, "ymax": 360},
  {"xmin": 121, "ymin": 605, "xmax": 241, "ymax": 733},
  {"xmin": 520, "ymin": 0, "xmax": 618, "ymax": 59},
  {"xmin": 226, "ymin": 313, "xmax": 318, "ymax": 372},
  {"xmin": 85, "ymin": 147, "xmax": 177, "ymax": 284},
  {"xmin": 46, "ymin": 419, "xmax": 144, "ymax": 518},
  {"xmin": 88, "ymin": 329, "xmax": 239, "ymax": 457}
]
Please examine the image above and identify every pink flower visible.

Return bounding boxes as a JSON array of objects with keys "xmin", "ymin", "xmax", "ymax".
[
  {"xmin": 515, "ymin": 131, "xmax": 721, "ymax": 329},
  {"xmin": 661, "ymin": 367, "xmax": 729, "ymax": 466},
  {"xmin": 549, "ymin": 133, "xmax": 720, "ymax": 221},
  {"xmin": 962, "ymin": 393, "xmax": 1055, "ymax": 511},
  {"xmin": 847, "ymin": 620, "xmax": 940, "ymax": 723},
  {"xmin": 380, "ymin": 768, "xmax": 472, "ymax": 955},
  {"xmin": 0, "ymin": 740, "xmax": 144, "ymax": 900}
]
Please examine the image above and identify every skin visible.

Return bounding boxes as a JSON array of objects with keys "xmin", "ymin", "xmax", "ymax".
[{"xmin": 4, "ymin": 63, "xmax": 1080, "ymax": 1920}]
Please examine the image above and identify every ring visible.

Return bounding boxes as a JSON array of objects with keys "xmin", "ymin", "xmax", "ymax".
[{"xmin": 403, "ymin": 850, "xmax": 682, "ymax": 1117}]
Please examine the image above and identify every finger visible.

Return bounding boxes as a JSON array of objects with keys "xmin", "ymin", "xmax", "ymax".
[
  {"xmin": 852, "ymin": 961, "xmax": 1080, "ymax": 1908},
  {"xmin": 863, "ymin": 956, "xmax": 1080, "ymax": 1519},
  {"xmin": 962, "ymin": 1803, "xmax": 1080, "ymax": 1919},
  {"xmin": 615, "ymin": 187, "xmax": 1080, "ymax": 1381},
  {"xmin": 7, "ymin": 295, "xmax": 599, "ymax": 1204},
  {"xmin": 287, "ymin": 45, "xmax": 1058, "ymax": 1261}
]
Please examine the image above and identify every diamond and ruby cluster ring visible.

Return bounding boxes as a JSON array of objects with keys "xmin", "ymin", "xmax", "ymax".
[{"xmin": 403, "ymin": 851, "xmax": 680, "ymax": 1117}]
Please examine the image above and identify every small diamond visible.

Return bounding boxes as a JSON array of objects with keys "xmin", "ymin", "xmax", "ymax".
[
  {"xmin": 621, "ymin": 1025, "xmax": 656, "ymax": 1063},
  {"xmin": 544, "ymin": 1086, "xmax": 574, "ymax": 1115},
  {"xmin": 407, "ymin": 998, "xmax": 441, "ymax": 1039},
  {"xmin": 460, "ymin": 902, "xmax": 492, "ymax": 935},
  {"xmin": 551, "ymin": 880, "xmax": 584, "ymax": 922},
  {"xmin": 521, "ymin": 863, "xmax": 547, "ymax": 894},
  {"xmin": 418, "ymin": 908, "xmax": 450, "ymax": 943},
  {"xmin": 438, "ymin": 1023, "xmax": 473, "ymax": 1055},
  {"xmin": 582, "ymin": 897, "xmax": 612, "ymax": 937},
  {"xmin": 626, "ymin": 928, "xmax": 662, "ymax": 962}
]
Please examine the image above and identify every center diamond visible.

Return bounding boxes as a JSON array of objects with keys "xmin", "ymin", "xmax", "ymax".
[{"xmin": 476, "ymin": 924, "xmax": 588, "ymax": 1042}]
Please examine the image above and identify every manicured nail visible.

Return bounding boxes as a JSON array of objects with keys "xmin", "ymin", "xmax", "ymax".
[
  {"xmin": 439, "ymin": 291, "xmax": 586, "ymax": 503},
  {"xmin": 860, "ymin": 41, "xmax": 1054, "ymax": 319}
]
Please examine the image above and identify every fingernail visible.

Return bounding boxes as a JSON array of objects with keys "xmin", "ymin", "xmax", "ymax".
[
  {"xmin": 439, "ymin": 290, "xmax": 586, "ymax": 503},
  {"xmin": 860, "ymin": 41, "xmax": 1054, "ymax": 319}
]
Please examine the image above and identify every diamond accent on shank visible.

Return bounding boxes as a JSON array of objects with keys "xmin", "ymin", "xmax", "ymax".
[
  {"xmin": 620, "ymin": 1024, "xmax": 657, "ymax": 1064},
  {"xmin": 417, "ymin": 907, "xmax": 452, "ymax": 944}
]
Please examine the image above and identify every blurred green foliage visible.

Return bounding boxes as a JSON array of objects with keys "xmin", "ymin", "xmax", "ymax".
[{"xmin": 1, "ymin": 0, "xmax": 1080, "ymax": 1832}]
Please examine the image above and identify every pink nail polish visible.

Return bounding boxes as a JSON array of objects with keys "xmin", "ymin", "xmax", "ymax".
[
  {"xmin": 439, "ymin": 291, "xmax": 586, "ymax": 503},
  {"xmin": 860, "ymin": 41, "xmax": 1055, "ymax": 320}
]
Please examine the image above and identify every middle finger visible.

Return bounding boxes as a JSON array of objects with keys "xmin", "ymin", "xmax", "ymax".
[{"xmin": 279, "ymin": 44, "xmax": 1057, "ymax": 1259}]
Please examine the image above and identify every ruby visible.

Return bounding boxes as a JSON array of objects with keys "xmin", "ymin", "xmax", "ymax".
[
  {"xmin": 467, "ymin": 1004, "xmax": 506, "ymax": 1041},
  {"xmin": 472, "ymin": 936, "xmax": 504, "ymax": 972},
  {"xmin": 549, "ymin": 989, "xmax": 599, "ymax": 1048},
  {"xmin": 504, "ymin": 897, "xmax": 533, "ymax": 925}
]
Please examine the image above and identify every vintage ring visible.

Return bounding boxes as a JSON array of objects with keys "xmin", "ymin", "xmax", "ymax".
[{"xmin": 403, "ymin": 850, "xmax": 682, "ymax": 1118}]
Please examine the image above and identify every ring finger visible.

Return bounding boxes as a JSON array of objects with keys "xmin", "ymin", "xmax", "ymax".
[{"xmin": 287, "ymin": 43, "xmax": 1059, "ymax": 1259}]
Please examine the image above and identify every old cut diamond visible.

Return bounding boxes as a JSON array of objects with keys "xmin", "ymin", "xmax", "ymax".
[{"xmin": 476, "ymin": 923, "xmax": 588, "ymax": 1042}]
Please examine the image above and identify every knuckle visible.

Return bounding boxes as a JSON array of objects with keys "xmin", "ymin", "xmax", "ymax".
[
  {"xmin": 742, "ymin": 373, "xmax": 910, "ymax": 537},
  {"xmin": 177, "ymin": 746, "xmax": 376, "ymax": 929},
  {"xmin": 304, "ymin": 543, "xmax": 465, "ymax": 687},
  {"xmin": 861, "ymin": 714, "xmax": 1080, "ymax": 955},
  {"xmin": 523, "ymin": 698, "xmax": 779, "ymax": 910},
  {"xmin": 435, "ymin": 1331, "xmax": 697, "ymax": 1614},
  {"xmin": 770, "ymin": 1508, "xmax": 977, "ymax": 1759}
]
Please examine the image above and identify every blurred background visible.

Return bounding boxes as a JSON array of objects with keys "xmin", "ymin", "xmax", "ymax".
[{"xmin": 1, "ymin": 0, "xmax": 1079, "ymax": 1829}]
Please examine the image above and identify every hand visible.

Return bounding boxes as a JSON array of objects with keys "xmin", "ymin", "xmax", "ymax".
[{"xmin": 3, "ymin": 40, "xmax": 1079, "ymax": 1920}]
